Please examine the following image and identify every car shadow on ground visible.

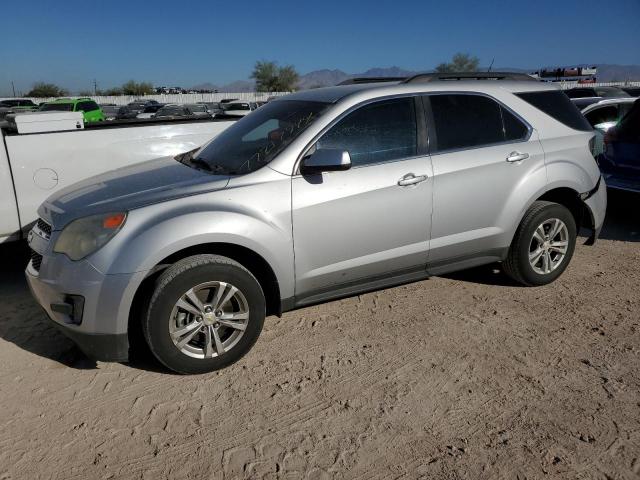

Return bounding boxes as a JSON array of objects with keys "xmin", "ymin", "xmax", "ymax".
[
  {"xmin": 0, "ymin": 241, "xmax": 173, "ymax": 372},
  {"xmin": 442, "ymin": 188, "xmax": 639, "ymax": 286},
  {"xmin": 0, "ymin": 188, "xmax": 637, "ymax": 368},
  {"xmin": 0, "ymin": 242, "xmax": 98, "ymax": 369}
]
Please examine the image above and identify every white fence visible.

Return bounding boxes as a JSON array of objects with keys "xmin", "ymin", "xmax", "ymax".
[
  {"xmin": 555, "ymin": 80, "xmax": 640, "ymax": 89},
  {"xmin": 3, "ymin": 81, "xmax": 640, "ymax": 105},
  {"xmin": 2, "ymin": 92, "xmax": 290, "ymax": 106}
]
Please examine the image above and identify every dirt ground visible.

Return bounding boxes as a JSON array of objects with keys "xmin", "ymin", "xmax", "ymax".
[{"xmin": 0, "ymin": 189, "xmax": 638, "ymax": 480}]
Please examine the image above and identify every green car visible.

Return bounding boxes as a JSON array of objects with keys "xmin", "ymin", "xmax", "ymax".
[{"xmin": 40, "ymin": 98, "xmax": 105, "ymax": 122}]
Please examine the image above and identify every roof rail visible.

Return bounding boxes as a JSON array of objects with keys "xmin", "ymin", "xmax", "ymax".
[
  {"xmin": 337, "ymin": 77, "xmax": 405, "ymax": 85},
  {"xmin": 403, "ymin": 72, "xmax": 538, "ymax": 83}
]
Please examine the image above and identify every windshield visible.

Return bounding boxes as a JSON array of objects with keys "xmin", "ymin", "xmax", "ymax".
[
  {"xmin": 187, "ymin": 100, "xmax": 329, "ymax": 175},
  {"xmin": 40, "ymin": 103, "xmax": 74, "ymax": 111}
]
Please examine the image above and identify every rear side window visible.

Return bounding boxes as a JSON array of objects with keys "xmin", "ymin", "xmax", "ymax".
[
  {"xmin": 584, "ymin": 105, "xmax": 619, "ymax": 127},
  {"xmin": 317, "ymin": 97, "xmax": 417, "ymax": 167},
  {"xmin": 428, "ymin": 94, "xmax": 528, "ymax": 152},
  {"xmin": 516, "ymin": 91, "xmax": 592, "ymax": 132}
]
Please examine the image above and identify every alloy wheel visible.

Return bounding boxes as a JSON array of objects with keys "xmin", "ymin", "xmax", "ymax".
[
  {"xmin": 528, "ymin": 218, "xmax": 569, "ymax": 275},
  {"xmin": 169, "ymin": 281, "xmax": 249, "ymax": 359}
]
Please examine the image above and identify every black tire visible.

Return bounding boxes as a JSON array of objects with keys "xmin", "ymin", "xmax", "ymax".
[
  {"xmin": 502, "ymin": 201, "xmax": 577, "ymax": 286},
  {"xmin": 143, "ymin": 254, "xmax": 265, "ymax": 374}
]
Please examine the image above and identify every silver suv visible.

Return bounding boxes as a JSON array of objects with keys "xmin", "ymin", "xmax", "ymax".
[{"xmin": 27, "ymin": 73, "xmax": 607, "ymax": 374}]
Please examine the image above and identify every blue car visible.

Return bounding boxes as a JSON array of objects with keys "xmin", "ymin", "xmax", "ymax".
[{"xmin": 598, "ymin": 99, "xmax": 640, "ymax": 192}]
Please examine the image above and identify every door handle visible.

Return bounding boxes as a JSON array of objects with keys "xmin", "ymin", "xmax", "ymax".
[
  {"xmin": 397, "ymin": 173, "xmax": 428, "ymax": 186},
  {"xmin": 506, "ymin": 151, "xmax": 529, "ymax": 162}
]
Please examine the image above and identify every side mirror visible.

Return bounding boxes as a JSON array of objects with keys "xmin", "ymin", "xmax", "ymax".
[{"xmin": 301, "ymin": 149, "xmax": 351, "ymax": 175}]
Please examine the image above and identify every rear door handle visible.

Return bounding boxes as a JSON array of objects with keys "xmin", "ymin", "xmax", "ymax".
[
  {"xmin": 397, "ymin": 173, "xmax": 428, "ymax": 186},
  {"xmin": 506, "ymin": 151, "xmax": 529, "ymax": 162}
]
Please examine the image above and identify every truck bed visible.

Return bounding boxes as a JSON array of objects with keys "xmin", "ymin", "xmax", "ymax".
[{"xmin": 0, "ymin": 116, "xmax": 236, "ymax": 242}]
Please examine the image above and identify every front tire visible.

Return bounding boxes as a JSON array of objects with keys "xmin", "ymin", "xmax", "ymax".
[
  {"xmin": 143, "ymin": 254, "xmax": 265, "ymax": 374},
  {"xmin": 503, "ymin": 201, "xmax": 577, "ymax": 286}
]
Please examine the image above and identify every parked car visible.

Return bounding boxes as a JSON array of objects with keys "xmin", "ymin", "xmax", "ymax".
[
  {"xmin": 582, "ymin": 98, "xmax": 637, "ymax": 132},
  {"xmin": 582, "ymin": 98, "xmax": 638, "ymax": 156},
  {"xmin": 597, "ymin": 99, "xmax": 640, "ymax": 192},
  {"xmin": 152, "ymin": 104, "xmax": 192, "ymax": 118},
  {"xmin": 0, "ymin": 98, "xmax": 38, "ymax": 111},
  {"xmin": 25, "ymin": 73, "xmax": 606, "ymax": 374},
  {"xmin": 197, "ymin": 102, "xmax": 224, "ymax": 116},
  {"xmin": 184, "ymin": 104, "xmax": 212, "ymax": 117},
  {"xmin": 565, "ymin": 86, "xmax": 631, "ymax": 109},
  {"xmin": 135, "ymin": 103, "xmax": 165, "ymax": 119},
  {"xmin": 621, "ymin": 86, "xmax": 640, "ymax": 97},
  {"xmin": 100, "ymin": 104, "xmax": 121, "ymax": 121},
  {"xmin": 127, "ymin": 99, "xmax": 159, "ymax": 115},
  {"xmin": 0, "ymin": 99, "xmax": 39, "ymax": 120},
  {"xmin": 40, "ymin": 98, "xmax": 105, "ymax": 122},
  {"xmin": 222, "ymin": 100, "xmax": 257, "ymax": 116}
]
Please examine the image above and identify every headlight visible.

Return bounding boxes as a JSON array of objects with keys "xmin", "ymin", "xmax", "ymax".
[{"xmin": 54, "ymin": 212, "xmax": 127, "ymax": 260}]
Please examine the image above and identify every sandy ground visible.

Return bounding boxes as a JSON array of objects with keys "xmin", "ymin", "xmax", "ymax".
[{"xmin": 0, "ymin": 189, "xmax": 639, "ymax": 480}]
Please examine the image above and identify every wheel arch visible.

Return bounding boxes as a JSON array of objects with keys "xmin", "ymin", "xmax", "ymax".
[
  {"xmin": 127, "ymin": 242, "xmax": 284, "ymax": 353},
  {"xmin": 536, "ymin": 187, "xmax": 589, "ymax": 232},
  {"xmin": 505, "ymin": 185, "xmax": 594, "ymax": 254}
]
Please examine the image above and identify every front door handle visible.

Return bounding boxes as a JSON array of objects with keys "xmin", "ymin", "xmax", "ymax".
[
  {"xmin": 506, "ymin": 151, "xmax": 529, "ymax": 162},
  {"xmin": 397, "ymin": 173, "xmax": 428, "ymax": 186}
]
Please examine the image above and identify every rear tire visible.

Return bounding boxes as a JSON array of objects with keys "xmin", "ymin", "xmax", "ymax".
[
  {"xmin": 502, "ymin": 201, "xmax": 576, "ymax": 286},
  {"xmin": 143, "ymin": 254, "xmax": 265, "ymax": 374}
]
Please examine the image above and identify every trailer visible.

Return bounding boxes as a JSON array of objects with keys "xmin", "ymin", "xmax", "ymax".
[{"xmin": 0, "ymin": 111, "xmax": 236, "ymax": 242}]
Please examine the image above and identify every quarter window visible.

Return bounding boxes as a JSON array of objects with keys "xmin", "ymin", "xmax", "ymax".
[
  {"xmin": 428, "ymin": 94, "xmax": 527, "ymax": 152},
  {"xmin": 516, "ymin": 91, "xmax": 593, "ymax": 132},
  {"xmin": 316, "ymin": 97, "xmax": 417, "ymax": 167}
]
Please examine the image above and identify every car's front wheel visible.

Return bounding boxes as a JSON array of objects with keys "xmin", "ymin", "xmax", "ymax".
[
  {"xmin": 143, "ymin": 254, "xmax": 265, "ymax": 374},
  {"xmin": 503, "ymin": 201, "xmax": 577, "ymax": 286}
]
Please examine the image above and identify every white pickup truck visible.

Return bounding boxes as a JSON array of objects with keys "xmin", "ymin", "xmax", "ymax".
[{"xmin": 0, "ymin": 111, "xmax": 236, "ymax": 243}]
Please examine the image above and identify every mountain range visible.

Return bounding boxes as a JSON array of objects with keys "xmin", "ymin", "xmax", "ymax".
[{"xmin": 193, "ymin": 64, "xmax": 640, "ymax": 93}]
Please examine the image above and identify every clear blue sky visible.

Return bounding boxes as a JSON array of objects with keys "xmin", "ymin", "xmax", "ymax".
[{"xmin": 1, "ymin": 0, "xmax": 639, "ymax": 95}]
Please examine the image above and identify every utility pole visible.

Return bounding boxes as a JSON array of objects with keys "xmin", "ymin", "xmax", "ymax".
[
  {"xmin": 93, "ymin": 79, "xmax": 98, "ymax": 96},
  {"xmin": 11, "ymin": 81, "xmax": 16, "ymax": 97}
]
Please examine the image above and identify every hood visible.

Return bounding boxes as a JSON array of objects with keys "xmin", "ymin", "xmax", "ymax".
[{"xmin": 40, "ymin": 156, "xmax": 229, "ymax": 229}]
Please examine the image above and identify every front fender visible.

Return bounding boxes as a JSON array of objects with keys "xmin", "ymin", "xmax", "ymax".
[{"xmin": 88, "ymin": 197, "xmax": 294, "ymax": 299}]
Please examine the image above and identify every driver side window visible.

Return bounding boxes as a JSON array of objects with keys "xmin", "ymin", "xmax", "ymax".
[{"xmin": 316, "ymin": 97, "xmax": 417, "ymax": 167}]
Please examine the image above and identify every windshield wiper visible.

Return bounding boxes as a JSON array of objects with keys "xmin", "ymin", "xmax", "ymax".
[
  {"xmin": 188, "ymin": 157, "xmax": 214, "ymax": 172},
  {"xmin": 175, "ymin": 150, "xmax": 224, "ymax": 174},
  {"xmin": 190, "ymin": 158, "xmax": 236, "ymax": 175}
]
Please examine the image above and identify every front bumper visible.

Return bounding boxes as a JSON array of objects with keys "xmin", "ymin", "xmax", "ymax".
[{"xmin": 25, "ymin": 252, "xmax": 142, "ymax": 362}]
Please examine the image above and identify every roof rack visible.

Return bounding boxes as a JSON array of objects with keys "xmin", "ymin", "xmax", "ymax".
[
  {"xmin": 337, "ymin": 77, "xmax": 405, "ymax": 85},
  {"xmin": 403, "ymin": 72, "xmax": 538, "ymax": 83}
]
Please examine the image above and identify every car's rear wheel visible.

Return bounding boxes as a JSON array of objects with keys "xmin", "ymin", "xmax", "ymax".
[
  {"xmin": 143, "ymin": 254, "xmax": 265, "ymax": 374},
  {"xmin": 503, "ymin": 201, "xmax": 577, "ymax": 286}
]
